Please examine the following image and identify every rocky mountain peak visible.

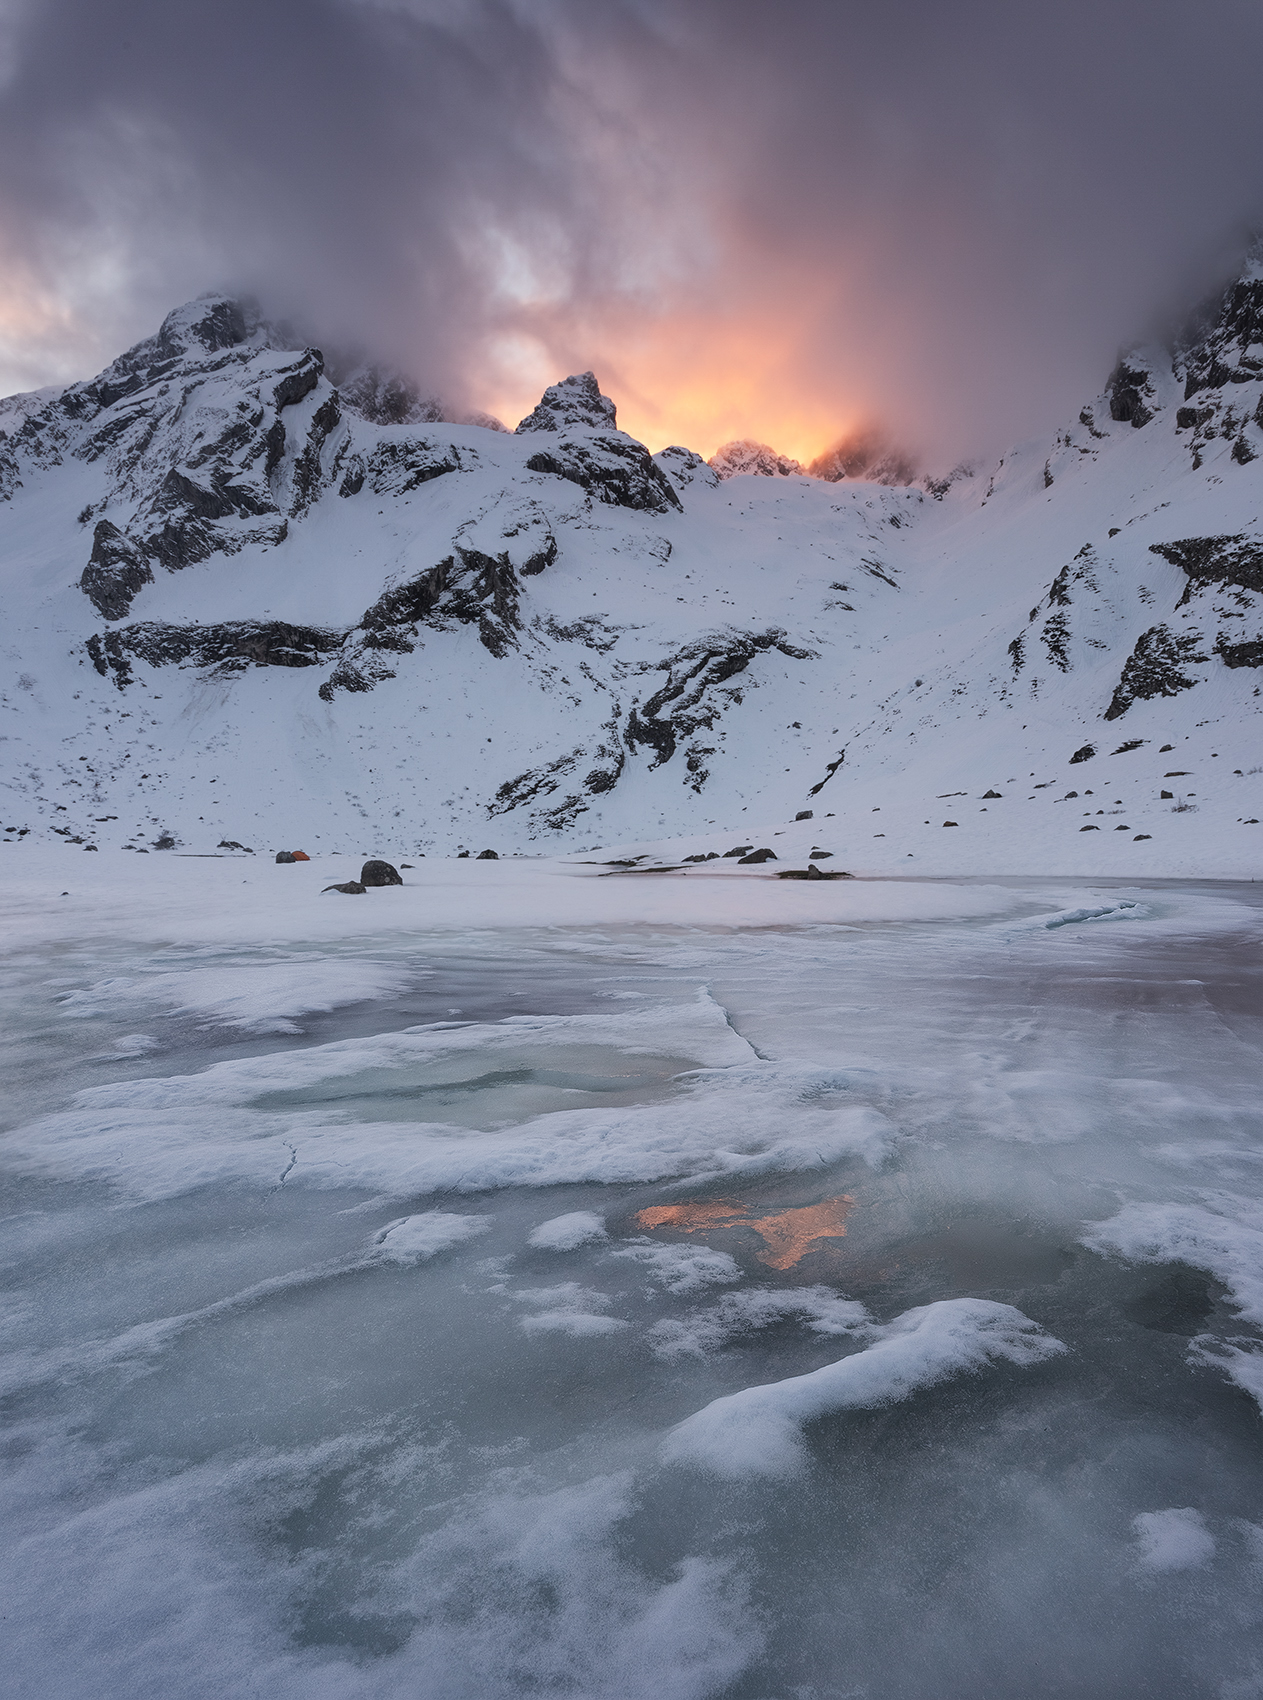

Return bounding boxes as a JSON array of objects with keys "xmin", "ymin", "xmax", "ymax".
[
  {"xmin": 338, "ymin": 365, "xmax": 445, "ymax": 427},
  {"xmin": 808, "ymin": 429, "xmax": 917, "ymax": 487},
  {"xmin": 709, "ymin": 440, "xmax": 803, "ymax": 479},
  {"xmin": 516, "ymin": 372, "xmax": 618, "ymax": 434}
]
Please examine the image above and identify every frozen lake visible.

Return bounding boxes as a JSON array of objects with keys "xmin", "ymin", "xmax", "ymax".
[{"xmin": 2, "ymin": 871, "xmax": 1262, "ymax": 1698}]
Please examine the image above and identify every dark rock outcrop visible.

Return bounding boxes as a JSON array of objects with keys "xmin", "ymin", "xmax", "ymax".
[
  {"xmin": 1106, "ymin": 361, "xmax": 1155, "ymax": 427},
  {"xmin": 1149, "ymin": 534, "xmax": 1263, "ymax": 602},
  {"xmin": 1104, "ymin": 625, "xmax": 1209, "ymax": 720},
  {"xmin": 87, "ymin": 619, "xmax": 345, "ymax": 689},
  {"xmin": 525, "ymin": 436, "xmax": 681, "ymax": 515},
  {"xmin": 626, "ymin": 629, "xmax": 815, "ymax": 776},
  {"xmin": 321, "ymin": 546, "xmax": 523, "ymax": 697},
  {"xmin": 80, "ymin": 521, "xmax": 154, "ymax": 620},
  {"xmin": 516, "ymin": 372, "xmax": 617, "ymax": 434},
  {"xmin": 360, "ymin": 859, "xmax": 402, "ymax": 886}
]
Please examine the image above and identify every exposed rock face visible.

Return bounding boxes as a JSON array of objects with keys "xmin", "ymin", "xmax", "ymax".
[
  {"xmin": 338, "ymin": 366, "xmax": 444, "ymax": 427},
  {"xmin": 653, "ymin": 446, "xmax": 720, "ymax": 491},
  {"xmin": 1107, "ymin": 360, "xmax": 1156, "ymax": 428},
  {"xmin": 1176, "ymin": 270, "xmax": 1263, "ymax": 399},
  {"xmin": 625, "ymin": 629, "xmax": 816, "ymax": 778},
  {"xmin": 525, "ymin": 435, "xmax": 681, "ymax": 514},
  {"xmin": 516, "ymin": 372, "xmax": 618, "ymax": 434},
  {"xmin": 2, "ymin": 295, "xmax": 356, "ymax": 611},
  {"xmin": 511, "ymin": 372, "xmax": 680, "ymax": 513},
  {"xmin": 80, "ymin": 521, "xmax": 154, "ymax": 620},
  {"xmin": 1104, "ymin": 625, "xmax": 1209, "ymax": 719},
  {"xmin": 808, "ymin": 430, "xmax": 917, "ymax": 486},
  {"xmin": 86, "ymin": 620, "xmax": 345, "ymax": 689},
  {"xmin": 1149, "ymin": 534, "xmax": 1263, "ymax": 601},
  {"xmin": 340, "ymin": 437, "xmax": 469, "ymax": 498},
  {"xmin": 709, "ymin": 440, "xmax": 802, "ymax": 479}
]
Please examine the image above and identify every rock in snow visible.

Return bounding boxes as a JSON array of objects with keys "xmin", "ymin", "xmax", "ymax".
[
  {"xmin": 0, "ymin": 259, "xmax": 1262, "ymax": 872},
  {"xmin": 360, "ymin": 859, "xmax": 402, "ymax": 886}
]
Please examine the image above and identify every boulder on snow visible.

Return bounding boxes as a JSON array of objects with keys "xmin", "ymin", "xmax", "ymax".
[
  {"xmin": 777, "ymin": 864, "xmax": 853, "ymax": 881},
  {"xmin": 476, "ymin": 848, "xmax": 499, "ymax": 859},
  {"xmin": 723, "ymin": 845, "xmax": 754, "ymax": 858},
  {"xmin": 322, "ymin": 880, "xmax": 366, "ymax": 894},
  {"xmin": 795, "ymin": 809, "xmax": 814, "ymax": 820},
  {"xmin": 360, "ymin": 858, "xmax": 402, "ymax": 886},
  {"xmin": 738, "ymin": 848, "xmax": 777, "ymax": 863}
]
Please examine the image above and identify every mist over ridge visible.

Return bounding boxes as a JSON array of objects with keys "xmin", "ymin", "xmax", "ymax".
[{"xmin": 2, "ymin": 0, "xmax": 1263, "ymax": 466}]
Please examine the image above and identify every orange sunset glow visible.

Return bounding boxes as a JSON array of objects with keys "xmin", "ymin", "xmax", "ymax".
[
  {"xmin": 633, "ymin": 1195, "xmax": 855, "ymax": 1270},
  {"xmin": 478, "ymin": 299, "xmax": 862, "ymax": 464}
]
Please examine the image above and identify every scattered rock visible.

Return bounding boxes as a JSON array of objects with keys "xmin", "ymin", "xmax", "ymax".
[
  {"xmin": 777, "ymin": 864, "xmax": 854, "ymax": 881},
  {"xmin": 982, "ymin": 789, "xmax": 1002, "ymax": 798},
  {"xmin": 1081, "ymin": 825, "xmax": 1100, "ymax": 831},
  {"xmin": 275, "ymin": 851, "xmax": 296, "ymax": 863},
  {"xmin": 723, "ymin": 845, "xmax": 754, "ymax": 858},
  {"xmin": 218, "ymin": 840, "xmax": 252, "ymax": 851},
  {"xmin": 153, "ymin": 834, "xmax": 176, "ymax": 849},
  {"xmin": 1069, "ymin": 745, "xmax": 1096, "ymax": 764},
  {"xmin": 795, "ymin": 809, "xmax": 814, "ymax": 820},
  {"xmin": 1134, "ymin": 834, "xmax": 1152, "ymax": 841},
  {"xmin": 322, "ymin": 881, "xmax": 366, "ymax": 894},
  {"xmin": 360, "ymin": 858, "xmax": 402, "ymax": 886},
  {"xmin": 1161, "ymin": 790, "xmax": 1173, "ymax": 799},
  {"xmin": 476, "ymin": 849, "xmax": 499, "ymax": 859},
  {"xmin": 683, "ymin": 852, "xmax": 720, "ymax": 862},
  {"xmin": 738, "ymin": 848, "xmax": 777, "ymax": 863},
  {"xmin": 942, "ymin": 821, "xmax": 958, "ymax": 827},
  {"xmin": 808, "ymin": 849, "xmax": 833, "ymax": 858}
]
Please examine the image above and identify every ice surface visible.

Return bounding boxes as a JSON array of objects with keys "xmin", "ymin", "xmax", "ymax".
[
  {"xmin": 1132, "ymin": 1508, "xmax": 1217, "ymax": 1572},
  {"xmin": 2, "ymin": 872, "xmax": 1262, "ymax": 1699},
  {"xmin": 663, "ymin": 1298, "xmax": 1066, "ymax": 1477}
]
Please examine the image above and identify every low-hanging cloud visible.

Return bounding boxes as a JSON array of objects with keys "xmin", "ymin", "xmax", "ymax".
[{"xmin": 2, "ymin": 0, "xmax": 1262, "ymax": 465}]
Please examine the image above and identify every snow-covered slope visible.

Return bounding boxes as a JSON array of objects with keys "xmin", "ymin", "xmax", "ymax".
[{"xmin": 1, "ymin": 268, "xmax": 1261, "ymax": 873}]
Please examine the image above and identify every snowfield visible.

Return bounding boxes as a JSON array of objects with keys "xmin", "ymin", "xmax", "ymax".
[
  {"xmin": 0, "ymin": 270, "xmax": 1260, "ymax": 874},
  {"xmin": 3, "ymin": 263, "xmax": 1263, "ymax": 1700}
]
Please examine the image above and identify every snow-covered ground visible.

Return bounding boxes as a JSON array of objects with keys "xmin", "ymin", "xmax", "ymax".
[
  {"xmin": 2, "ymin": 857, "xmax": 1261, "ymax": 1697},
  {"xmin": 1, "ymin": 271, "xmax": 1261, "ymax": 873}
]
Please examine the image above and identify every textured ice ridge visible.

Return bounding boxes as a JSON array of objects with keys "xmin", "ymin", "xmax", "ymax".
[{"xmin": 663, "ymin": 1297, "xmax": 1066, "ymax": 1477}]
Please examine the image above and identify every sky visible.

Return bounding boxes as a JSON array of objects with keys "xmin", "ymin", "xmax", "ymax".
[{"xmin": 1, "ymin": 0, "xmax": 1262, "ymax": 466}]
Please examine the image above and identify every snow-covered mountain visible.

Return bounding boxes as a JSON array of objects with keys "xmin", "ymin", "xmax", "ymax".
[{"xmin": 1, "ymin": 263, "xmax": 1261, "ymax": 873}]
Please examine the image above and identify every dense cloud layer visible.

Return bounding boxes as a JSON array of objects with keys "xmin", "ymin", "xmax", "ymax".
[{"xmin": 2, "ymin": 0, "xmax": 1262, "ymax": 462}]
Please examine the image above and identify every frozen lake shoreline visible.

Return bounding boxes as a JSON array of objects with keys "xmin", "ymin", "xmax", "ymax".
[{"xmin": 2, "ymin": 862, "xmax": 1262, "ymax": 1697}]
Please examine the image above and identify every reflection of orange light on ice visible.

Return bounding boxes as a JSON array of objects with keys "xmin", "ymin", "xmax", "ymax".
[
  {"xmin": 748, "ymin": 1197, "xmax": 854, "ymax": 1270},
  {"xmin": 633, "ymin": 1195, "xmax": 854, "ymax": 1269},
  {"xmin": 635, "ymin": 1200, "xmax": 747, "ymax": 1233}
]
